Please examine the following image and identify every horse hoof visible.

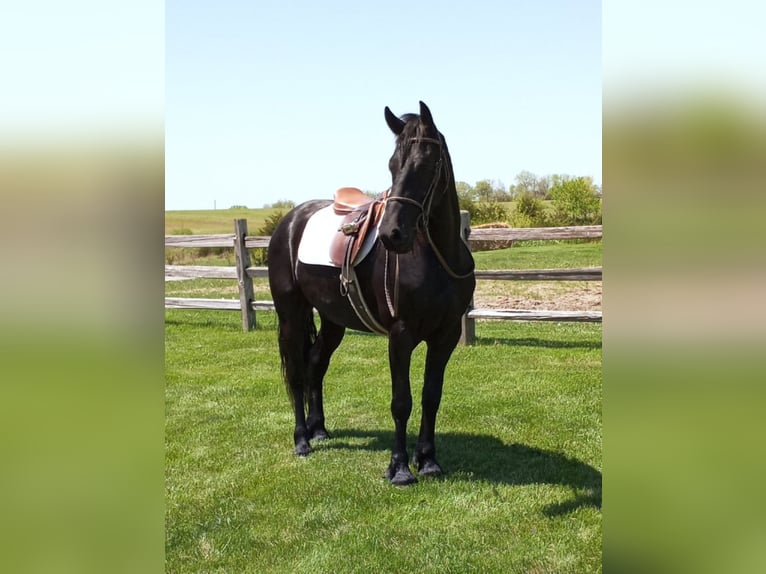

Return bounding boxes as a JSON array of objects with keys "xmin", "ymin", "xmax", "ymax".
[
  {"xmin": 386, "ymin": 465, "xmax": 418, "ymax": 486},
  {"xmin": 294, "ymin": 442, "xmax": 312, "ymax": 457},
  {"xmin": 417, "ymin": 460, "xmax": 443, "ymax": 478},
  {"xmin": 310, "ymin": 429, "xmax": 330, "ymax": 442}
]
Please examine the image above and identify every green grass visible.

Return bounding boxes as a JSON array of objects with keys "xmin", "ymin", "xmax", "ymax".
[
  {"xmin": 165, "ymin": 209, "xmax": 602, "ymax": 571},
  {"xmin": 165, "ymin": 277, "xmax": 271, "ymax": 301},
  {"xmin": 166, "ymin": 208, "xmax": 287, "ymax": 235},
  {"xmin": 473, "ymin": 241, "xmax": 601, "ymax": 270},
  {"xmin": 166, "ymin": 311, "xmax": 601, "ymax": 573}
]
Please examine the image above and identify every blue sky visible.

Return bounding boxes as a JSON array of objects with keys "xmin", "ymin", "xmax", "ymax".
[{"xmin": 166, "ymin": 1, "xmax": 601, "ymax": 210}]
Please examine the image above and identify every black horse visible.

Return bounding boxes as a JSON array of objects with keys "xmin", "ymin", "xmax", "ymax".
[{"xmin": 268, "ymin": 102, "xmax": 475, "ymax": 485}]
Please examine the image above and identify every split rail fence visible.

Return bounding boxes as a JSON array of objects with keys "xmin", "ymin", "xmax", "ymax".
[{"xmin": 165, "ymin": 217, "xmax": 602, "ymax": 345}]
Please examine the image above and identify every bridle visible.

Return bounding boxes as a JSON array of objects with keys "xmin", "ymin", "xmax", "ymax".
[
  {"xmin": 384, "ymin": 135, "xmax": 474, "ymax": 281},
  {"xmin": 385, "ymin": 136, "xmax": 445, "ymax": 217}
]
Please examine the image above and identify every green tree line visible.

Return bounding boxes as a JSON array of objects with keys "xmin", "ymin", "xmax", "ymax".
[
  {"xmin": 258, "ymin": 171, "xmax": 601, "ymax": 228},
  {"xmin": 457, "ymin": 171, "xmax": 602, "ymax": 227}
]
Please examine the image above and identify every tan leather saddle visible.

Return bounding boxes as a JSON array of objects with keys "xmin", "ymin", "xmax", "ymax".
[
  {"xmin": 327, "ymin": 187, "xmax": 391, "ymax": 335},
  {"xmin": 330, "ymin": 187, "xmax": 388, "ymax": 267}
]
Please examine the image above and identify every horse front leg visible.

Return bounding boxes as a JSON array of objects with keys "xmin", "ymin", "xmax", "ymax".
[
  {"xmin": 414, "ymin": 323, "xmax": 461, "ymax": 477},
  {"xmin": 385, "ymin": 323, "xmax": 418, "ymax": 486}
]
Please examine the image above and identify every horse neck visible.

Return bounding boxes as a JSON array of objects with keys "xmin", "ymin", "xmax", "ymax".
[{"xmin": 425, "ymin": 161, "xmax": 467, "ymax": 265}]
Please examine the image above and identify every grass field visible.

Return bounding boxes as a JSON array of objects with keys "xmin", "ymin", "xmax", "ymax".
[
  {"xmin": 165, "ymin": 207, "xmax": 602, "ymax": 572},
  {"xmin": 474, "ymin": 241, "xmax": 601, "ymax": 270},
  {"xmin": 165, "ymin": 311, "xmax": 601, "ymax": 573},
  {"xmin": 166, "ymin": 207, "xmax": 287, "ymax": 236}
]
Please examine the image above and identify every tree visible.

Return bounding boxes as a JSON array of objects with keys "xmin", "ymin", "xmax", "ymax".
[
  {"xmin": 534, "ymin": 175, "xmax": 551, "ymax": 199},
  {"xmin": 263, "ymin": 199, "xmax": 295, "ymax": 209},
  {"xmin": 473, "ymin": 179, "xmax": 494, "ymax": 203},
  {"xmin": 510, "ymin": 171, "xmax": 549, "ymax": 199},
  {"xmin": 491, "ymin": 179, "xmax": 511, "ymax": 201},
  {"xmin": 549, "ymin": 177, "xmax": 601, "ymax": 225},
  {"xmin": 455, "ymin": 181, "xmax": 476, "ymax": 213}
]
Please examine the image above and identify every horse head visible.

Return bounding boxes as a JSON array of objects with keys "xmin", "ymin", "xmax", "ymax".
[{"xmin": 379, "ymin": 101, "xmax": 450, "ymax": 254}]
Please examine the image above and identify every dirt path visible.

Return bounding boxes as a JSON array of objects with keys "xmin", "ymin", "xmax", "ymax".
[{"xmin": 474, "ymin": 281, "xmax": 602, "ymax": 311}]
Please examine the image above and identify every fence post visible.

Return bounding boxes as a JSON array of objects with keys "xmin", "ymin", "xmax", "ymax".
[
  {"xmin": 233, "ymin": 219, "xmax": 256, "ymax": 331},
  {"xmin": 459, "ymin": 210, "xmax": 476, "ymax": 345}
]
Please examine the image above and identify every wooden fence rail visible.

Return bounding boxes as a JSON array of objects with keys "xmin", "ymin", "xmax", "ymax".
[
  {"xmin": 468, "ymin": 225, "xmax": 603, "ymax": 242},
  {"xmin": 165, "ymin": 217, "xmax": 602, "ymax": 344},
  {"xmin": 165, "ymin": 297, "xmax": 276, "ymax": 311},
  {"xmin": 164, "ymin": 235, "xmax": 271, "ymax": 249}
]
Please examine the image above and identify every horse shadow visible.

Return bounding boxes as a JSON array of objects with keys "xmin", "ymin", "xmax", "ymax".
[{"xmin": 321, "ymin": 428, "xmax": 601, "ymax": 516}]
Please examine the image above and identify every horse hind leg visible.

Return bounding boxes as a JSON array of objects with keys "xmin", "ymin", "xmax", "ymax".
[
  {"xmin": 276, "ymin": 300, "xmax": 317, "ymax": 456},
  {"xmin": 306, "ymin": 314, "xmax": 346, "ymax": 442}
]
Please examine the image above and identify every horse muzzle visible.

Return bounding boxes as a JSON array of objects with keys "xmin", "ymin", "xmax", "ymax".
[
  {"xmin": 379, "ymin": 193, "xmax": 423, "ymax": 253},
  {"xmin": 379, "ymin": 224, "xmax": 416, "ymax": 253}
]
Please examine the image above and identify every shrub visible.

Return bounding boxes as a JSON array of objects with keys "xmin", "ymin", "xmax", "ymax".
[
  {"xmin": 458, "ymin": 194, "xmax": 476, "ymax": 216},
  {"xmin": 471, "ymin": 201, "xmax": 509, "ymax": 225},
  {"xmin": 509, "ymin": 212, "xmax": 537, "ymax": 228},
  {"xmin": 511, "ymin": 192, "xmax": 548, "ymax": 227},
  {"xmin": 258, "ymin": 211, "xmax": 285, "ymax": 236},
  {"xmin": 251, "ymin": 248, "xmax": 268, "ymax": 266},
  {"xmin": 455, "ymin": 181, "xmax": 476, "ymax": 215},
  {"xmin": 251, "ymin": 210, "xmax": 286, "ymax": 265},
  {"xmin": 196, "ymin": 246, "xmax": 226, "ymax": 258},
  {"xmin": 550, "ymin": 177, "xmax": 602, "ymax": 226}
]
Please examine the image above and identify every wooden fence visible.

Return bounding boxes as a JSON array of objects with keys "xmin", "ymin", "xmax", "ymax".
[{"xmin": 165, "ymin": 217, "xmax": 602, "ymax": 344}]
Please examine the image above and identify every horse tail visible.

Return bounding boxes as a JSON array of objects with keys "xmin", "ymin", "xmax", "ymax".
[{"xmin": 277, "ymin": 305, "xmax": 317, "ymax": 408}]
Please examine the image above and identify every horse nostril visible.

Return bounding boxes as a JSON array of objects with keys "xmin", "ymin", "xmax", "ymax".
[{"xmin": 381, "ymin": 226, "xmax": 411, "ymax": 253}]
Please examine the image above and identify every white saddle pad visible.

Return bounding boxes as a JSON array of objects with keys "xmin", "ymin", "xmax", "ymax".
[{"xmin": 296, "ymin": 204, "xmax": 379, "ymax": 268}]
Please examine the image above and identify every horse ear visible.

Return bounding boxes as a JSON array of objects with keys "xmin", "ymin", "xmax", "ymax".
[
  {"xmin": 419, "ymin": 101, "xmax": 435, "ymax": 128},
  {"xmin": 384, "ymin": 106, "xmax": 405, "ymax": 135}
]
